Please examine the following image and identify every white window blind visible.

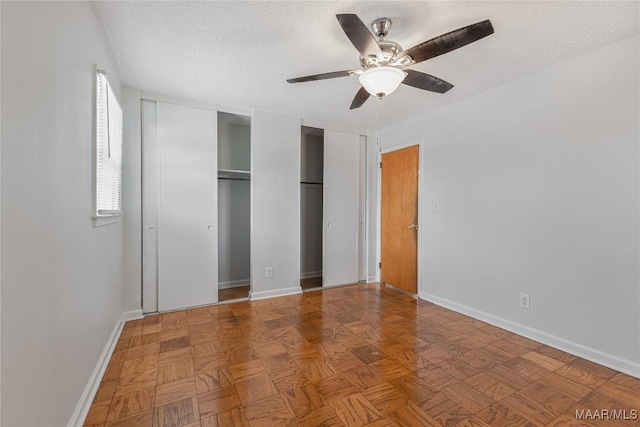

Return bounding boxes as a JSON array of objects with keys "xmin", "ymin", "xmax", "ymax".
[{"xmin": 96, "ymin": 70, "xmax": 123, "ymax": 216}]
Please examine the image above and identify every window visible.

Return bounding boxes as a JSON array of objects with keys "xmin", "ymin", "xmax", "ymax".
[{"xmin": 95, "ymin": 70, "xmax": 123, "ymax": 217}]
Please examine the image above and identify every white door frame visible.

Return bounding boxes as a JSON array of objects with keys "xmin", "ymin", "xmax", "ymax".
[{"xmin": 376, "ymin": 139, "xmax": 424, "ymax": 294}]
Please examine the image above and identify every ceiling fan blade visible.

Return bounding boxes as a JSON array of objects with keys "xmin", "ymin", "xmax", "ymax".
[
  {"xmin": 402, "ymin": 70, "xmax": 454, "ymax": 94},
  {"xmin": 401, "ymin": 20, "xmax": 494, "ymax": 64},
  {"xmin": 350, "ymin": 86, "xmax": 371, "ymax": 110},
  {"xmin": 336, "ymin": 14, "xmax": 382, "ymax": 59},
  {"xmin": 287, "ymin": 70, "xmax": 357, "ymax": 83}
]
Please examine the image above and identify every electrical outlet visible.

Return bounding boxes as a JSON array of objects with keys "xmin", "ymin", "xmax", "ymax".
[
  {"xmin": 520, "ymin": 293, "xmax": 530, "ymax": 309},
  {"xmin": 265, "ymin": 267, "xmax": 273, "ymax": 278}
]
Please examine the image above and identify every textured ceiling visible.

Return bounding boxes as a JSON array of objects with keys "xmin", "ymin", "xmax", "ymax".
[{"xmin": 92, "ymin": 1, "xmax": 639, "ymax": 132}]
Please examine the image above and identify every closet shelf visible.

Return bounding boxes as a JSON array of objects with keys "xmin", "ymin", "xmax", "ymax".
[{"xmin": 218, "ymin": 169, "xmax": 251, "ymax": 180}]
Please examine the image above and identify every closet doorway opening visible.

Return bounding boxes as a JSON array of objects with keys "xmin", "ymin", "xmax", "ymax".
[
  {"xmin": 217, "ymin": 112, "xmax": 252, "ymax": 302},
  {"xmin": 300, "ymin": 126, "xmax": 324, "ymax": 290}
]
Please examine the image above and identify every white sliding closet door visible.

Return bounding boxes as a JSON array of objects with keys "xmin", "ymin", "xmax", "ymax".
[
  {"xmin": 324, "ymin": 130, "xmax": 359, "ymax": 287},
  {"xmin": 157, "ymin": 102, "xmax": 218, "ymax": 311},
  {"xmin": 142, "ymin": 100, "xmax": 159, "ymax": 313}
]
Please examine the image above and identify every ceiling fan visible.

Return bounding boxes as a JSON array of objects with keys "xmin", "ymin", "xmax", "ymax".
[{"xmin": 287, "ymin": 14, "xmax": 494, "ymax": 109}]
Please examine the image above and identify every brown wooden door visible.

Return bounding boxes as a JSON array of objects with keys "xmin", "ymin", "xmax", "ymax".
[{"xmin": 381, "ymin": 145, "xmax": 419, "ymax": 293}]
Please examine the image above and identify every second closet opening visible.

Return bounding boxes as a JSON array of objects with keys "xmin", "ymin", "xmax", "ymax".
[
  {"xmin": 218, "ymin": 112, "xmax": 251, "ymax": 302},
  {"xmin": 300, "ymin": 126, "xmax": 324, "ymax": 290}
]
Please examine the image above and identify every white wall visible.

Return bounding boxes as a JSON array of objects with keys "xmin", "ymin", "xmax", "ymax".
[
  {"xmin": 1, "ymin": 2, "xmax": 126, "ymax": 425},
  {"xmin": 380, "ymin": 35, "xmax": 639, "ymax": 376},
  {"xmin": 122, "ymin": 86, "xmax": 143, "ymax": 311},
  {"xmin": 251, "ymin": 111, "xmax": 301, "ymax": 298}
]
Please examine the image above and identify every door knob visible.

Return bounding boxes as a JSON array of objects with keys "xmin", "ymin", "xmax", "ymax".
[
  {"xmin": 207, "ymin": 225, "xmax": 213, "ymax": 230},
  {"xmin": 148, "ymin": 226, "xmax": 156, "ymax": 232},
  {"xmin": 408, "ymin": 224, "xmax": 419, "ymax": 230}
]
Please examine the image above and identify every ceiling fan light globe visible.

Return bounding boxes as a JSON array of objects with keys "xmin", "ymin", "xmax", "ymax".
[{"xmin": 359, "ymin": 66, "xmax": 406, "ymax": 98}]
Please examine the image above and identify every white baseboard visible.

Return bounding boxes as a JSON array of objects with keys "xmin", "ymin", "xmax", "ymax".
[
  {"xmin": 367, "ymin": 276, "xmax": 377, "ymax": 283},
  {"xmin": 68, "ymin": 309, "xmax": 143, "ymax": 426},
  {"xmin": 419, "ymin": 292, "xmax": 640, "ymax": 379},
  {"xmin": 218, "ymin": 279, "xmax": 250, "ymax": 289},
  {"xmin": 250, "ymin": 286, "xmax": 302, "ymax": 301},
  {"xmin": 300, "ymin": 271, "xmax": 322, "ymax": 279}
]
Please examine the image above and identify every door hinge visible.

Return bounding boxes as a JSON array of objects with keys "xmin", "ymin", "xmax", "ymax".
[
  {"xmin": 379, "ymin": 262, "xmax": 381, "ymax": 269},
  {"xmin": 379, "ymin": 161, "xmax": 382, "ymax": 169}
]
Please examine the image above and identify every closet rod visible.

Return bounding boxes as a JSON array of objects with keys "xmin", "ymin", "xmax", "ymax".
[
  {"xmin": 300, "ymin": 181, "xmax": 323, "ymax": 185},
  {"xmin": 218, "ymin": 177, "xmax": 250, "ymax": 181}
]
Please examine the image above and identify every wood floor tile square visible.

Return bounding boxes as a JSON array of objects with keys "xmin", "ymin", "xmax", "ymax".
[
  {"xmin": 313, "ymin": 374, "xmax": 360, "ymax": 404},
  {"xmin": 243, "ymin": 393, "xmax": 293, "ymax": 425},
  {"xmin": 191, "ymin": 340, "xmax": 224, "ymax": 360},
  {"xmin": 418, "ymin": 345, "xmax": 456, "ymax": 364},
  {"xmin": 485, "ymin": 365, "xmax": 532, "ymax": 390},
  {"xmin": 519, "ymin": 381, "xmax": 577, "ymax": 414},
  {"xmin": 500, "ymin": 391, "xmax": 558, "ymax": 425},
  {"xmin": 130, "ymin": 333, "xmax": 160, "ymax": 348},
  {"xmin": 521, "ymin": 350, "xmax": 566, "ymax": 371},
  {"xmin": 454, "ymin": 416, "xmax": 493, "ymax": 427},
  {"xmin": 103, "ymin": 409, "xmax": 153, "ymax": 427},
  {"xmin": 234, "ymin": 371, "xmax": 279, "ymax": 405},
  {"xmin": 417, "ymin": 392, "xmax": 472, "ymax": 427},
  {"xmin": 114, "ymin": 369, "xmax": 157, "ymax": 396},
  {"xmin": 344, "ymin": 365, "xmax": 385, "ymax": 391},
  {"xmin": 295, "ymin": 405, "xmax": 345, "ymax": 427},
  {"xmin": 361, "ymin": 382, "xmax": 408, "ymax": 415},
  {"xmin": 503, "ymin": 356, "xmax": 553, "ymax": 381},
  {"xmin": 609, "ymin": 372, "xmax": 640, "ymax": 392},
  {"xmin": 197, "ymin": 385, "xmax": 241, "ymax": 417},
  {"xmin": 94, "ymin": 379, "xmax": 119, "ymax": 403},
  {"xmin": 599, "ymin": 379, "xmax": 640, "ymax": 407},
  {"xmin": 157, "ymin": 360, "xmax": 194, "ymax": 385},
  {"xmin": 106, "ymin": 386, "xmax": 155, "ymax": 422},
  {"xmin": 270, "ymin": 367, "xmax": 311, "ymax": 393},
  {"xmin": 443, "ymin": 381, "xmax": 495, "ymax": 413},
  {"xmin": 436, "ymin": 358, "xmax": 481, "ymax": 381},
  {"xmin": 386, "ymin": 401, "xmax": 441, "ymax": 427},
  {"xmin": 153, "ymin": 397, "xmax": 198, "ymax": 427},
  {"xmin": 158, "ymin": 347, "xmax": 192, "ymax": 367},
  {"xmin": 193, "ymin": 352, "xmax": 227, "ymax": 374},
  {"xmin": 413, "ymin": 364, "xmax": 461, "ymax": 390},
  {"xmin": 281, "ymin": 382, "xmax": 326, "ymax": 418},
  {"xmin": 464, "ymin": 372, "xmax": 516, "ymax": 401},
  {"xmin": 352, "ymin": 344, "xmax": 386, "ymax": 364},
  {"xmin": 196, "ymin": 366, "xmax": 234, "ymax": 394},
  {"xmin": 160, "ymin": 336, "xmax": 190, "ymax": 354},
  {"xmin": 126, "ymin": 344, "xmax": 160, "ymax": 361},
  {"xmin": 475, "ymin": 402, "xmax": 536, "ymax": 427},
  {"xmin": 554, "ymin": 364, "xmax": 609, "ymax": 389},
  {"xmin": 229, "ymin": 359, "xmax": 265, "ymax": 382},
  {"xmin": 388, "ymin": 372, "xmax": 437, "ymax": 403},
  {"xmin": 215, "ymin": 407, "xmax": 249, "ymax": 426},
  {"xmin": 537, "ymin": 372, "xmax": 592, "ymax": 401},
  {"xmin": 296, "ymin": 357, "xmax": 339, "ymax": 382},
  {"xmin": 368, "ymin": 357, "xmax": 412, "ymax": 382},
  {"xmin": 121, "ymin": 355, "xmax": 159, "ymax": 378},
  {"xmin": 331, "ymin": 393, "xmax": 383, "ymax": 427},
  {"xmin": 155, "ymin": 377, "xmax": 197, "ymax": 407},
  {"xmin": 455, "ymin": 349, "xmax": 502, "ymax": 371},
  {"xmin": 84, "ymin": 399, "xmax": 111, "ymax": 426}
]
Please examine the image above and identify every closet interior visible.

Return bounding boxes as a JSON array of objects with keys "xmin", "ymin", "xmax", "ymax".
[
  {"xmin": 300, "ymin": 126, "xmax": 324, "ymax": 290},
  {"xmin": 217, "ymin": 112, "xmax": 252, "ymax": 302}
]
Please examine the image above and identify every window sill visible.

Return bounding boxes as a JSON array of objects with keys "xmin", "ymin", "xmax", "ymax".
[{"xmin": 93, "ymin": 215, "xmax": 121, "ymax": 228}]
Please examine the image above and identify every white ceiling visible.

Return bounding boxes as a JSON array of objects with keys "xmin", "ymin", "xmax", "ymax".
[{"xmin": 93, "ymin": 1, "xmax": 639, "ymax": 132}]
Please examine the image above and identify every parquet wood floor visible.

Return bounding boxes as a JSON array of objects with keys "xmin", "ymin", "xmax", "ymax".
[{"xmin": 85, "ymin": 283, "xmax": 639, "ymax": 426}]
